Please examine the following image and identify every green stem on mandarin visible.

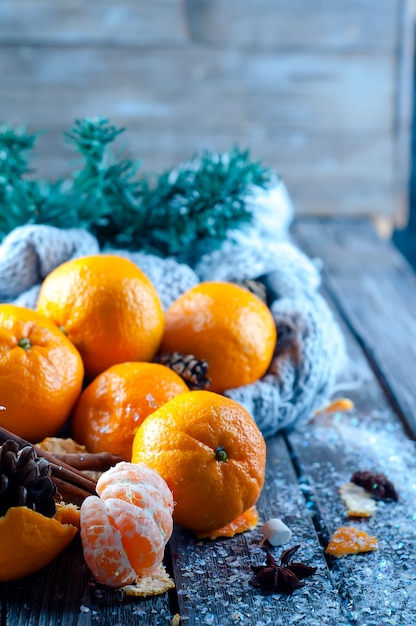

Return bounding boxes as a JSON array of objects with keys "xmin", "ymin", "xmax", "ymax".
[
  {"xmin": 215, "ymin": 446, "xmax": 228, "ymax": 462},
  {"xmin": 17, "ymin": 338, "xmax": 31, "ymax": 350}
]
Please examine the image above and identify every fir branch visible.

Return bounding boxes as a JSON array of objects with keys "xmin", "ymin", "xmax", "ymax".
[
  {"xmin": 0, "ymin": 124, "xmax": 78, "ymax": 238},
  {"xmin": 64, "ymin": 117, "xmax": 145, "ymax": 238},
  {"xmin": 0, "ymin": 119, "xmax": 275, "ymax": 266},
  {"xmin": 122, "ymin": 147, "xmax": 272, "ymax": 264}
]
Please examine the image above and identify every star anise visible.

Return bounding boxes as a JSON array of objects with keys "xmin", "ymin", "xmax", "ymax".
[
  {"xmin": 249, "ymin": 545, "xmax": 317, "ymax": 594},
  {"xmin": 351, "ymin": 470, "xmax": 399, "ymax": 501}
]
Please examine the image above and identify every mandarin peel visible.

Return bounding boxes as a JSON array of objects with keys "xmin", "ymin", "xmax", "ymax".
[
  {"xmin": 196, "ymin": 505, "xmax": 259, "ymax": 540},
  {"xmin": 325, "ymin": 526, "xmax": 378, "ymax": 558},
  {"xmin": 0, "ymin": 506, "xmax": 77, "ymax": 582}
]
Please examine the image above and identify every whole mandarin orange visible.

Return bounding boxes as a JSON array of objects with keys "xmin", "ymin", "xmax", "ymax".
[
  {"xmin": 131, "ymin": 390, "xmax": 266, "ymax": 533},
  {"xmin": 0, "ymin": 304, "xmax": 84, "ymax": 441},
  {"xmin": 159, "ymin": 281, "xmax": 276, "ymax": 393},
  {"xmin": 36, "ymin": 254, "xmax": 164, "ymax": 380},
  {"xmin": 72, "ymin": 362, "xmax": 189, "ymax": 460}
]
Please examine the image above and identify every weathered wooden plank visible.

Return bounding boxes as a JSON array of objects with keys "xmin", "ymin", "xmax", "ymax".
[
  {"xmin": 292, "ymin": 218, "xmax": 416, "ymax": 437},
  {"xmin": 0, "ymin": 47, "xmax": 394, "ymax": 134},
  {"xmin": 285, "ymin": 219, "xmax": 416, "ymax": 624},
  {"xmin": 1, "ymin": 536, "xmax": 173, "ymax": 626},
  {"xmin": 169, "ymin": 436, "xmax": 350, "ymax": 625},
  {"xmin": 288, "ymin": 183, "xmax": 397, "ymax": 217},
  {"xmin": 30, "ymin": 127, "xmax": 394, "ymax": 180},
  {"xmin": 186, "ymin": 0, "xmax": 399, "ymax": 51},
  {"xmin": 393, "ymin": 0, "xmax": 414, "ymax": 225},
  {"xmin": 286, "ymin": 412, "xmax": 416, "ymax": 625},
  {"xmin": 0, "ymin": 1, "xmax": 188, "ymax": 46},
  {"xmin": 1, "ymin": 0, "xmax": 399, "ymax": 51}
]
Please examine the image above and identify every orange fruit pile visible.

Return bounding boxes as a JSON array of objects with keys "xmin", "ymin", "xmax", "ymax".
[
  {"xmin": 80, "ymin": 462, "xmax": 174, "ymax": 587},
  {"xmin": 0, "ymin": 304, "xmax": 84, "ymax": 441},
  {"xmin": 37, "ymin": 254, "xmax": 165, "ymax": 380},
  {"xmin": 72, "ymin": 361, "xmax": 189, "ymax": 461},
  {"xmin": 0, "ymin": 505, "xmax": 78, "ymax": 582},
  {"xmin": 160, "ymin": 281, "xmax": 276, "ymax": 392},
  {"xmin": 132, "ymin": 390, "xmax": 266, "ymax": 533}
]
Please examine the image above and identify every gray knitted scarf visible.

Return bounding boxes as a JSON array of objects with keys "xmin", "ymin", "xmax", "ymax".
[{"xmin": 0, "ymin": 182, "xmax": 347, "ymax": 437}]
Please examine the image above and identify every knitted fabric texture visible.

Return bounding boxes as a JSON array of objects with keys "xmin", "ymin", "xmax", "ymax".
[{"xmin": 0, "ymin": 182, "xmax": 347, "ymax": 436}]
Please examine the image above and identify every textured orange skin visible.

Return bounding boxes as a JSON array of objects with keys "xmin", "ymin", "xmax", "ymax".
[
  {"xmin": 80, "ymin": 462, "xmax": 174, "ymax": 586},
  {"xmin": 36, "ymin": 254, "xmax": 165, "ymax": 380},
  {"xmin": 325, "ymin": 526, "xmax": 378, "ymax": 558},
  {"xmin": 0, "ymin": 506, "xmax": 77, "ymax": 582},
  {"xmin": 160, "ymin": 281, "xmax": 276, "ymax": 393},
  {"xmin": 0, "ymin": 304, "xmax": 84, "ymax": 441},
  {"xmin": 132, "ymin": 390, "xmax": 266, "ymax": 533},
  {"xmin": 196, "ymin": 505, "xmax": 259, "ymax": 539},
  {"xmin": 72, "ymin": 362, "xmax": 189, "ymax": 461}
]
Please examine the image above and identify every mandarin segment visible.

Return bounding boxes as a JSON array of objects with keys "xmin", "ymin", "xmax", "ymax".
[
  {"xmin": 80, "ymin": 495, "xmax": 136, "ymax": 587},
  {"xmin": 72, "ymin": 362, "xmax": 188, "ymax": 460},
  {"xmin": 159, "ymin": 281, "xmax": 276, "ymax": 393},
  {"xmin": 97, "ymin": 462, "xmax": 174, "ymax": 540},
  {"xmin": 104, "ymin": 498, "xmax": 165, "ymax": 577},
  {"xmin": 132, "ymin": 390, "xmax": 266, "ymax": 533},
  {"xmin": 0, "ymin": 304, "xmax": 84, "ymax": 441},
  {"xmin": 97, "ymin": 483, "xmax": 173, "ymax": 541},
  {"xmin": 36, "ymin": 254, "xmax": 165, "ymax": 379}
]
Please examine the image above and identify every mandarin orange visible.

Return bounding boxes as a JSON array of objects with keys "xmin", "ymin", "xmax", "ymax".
[
  {"xmin": 80, "ymin": 462, "xmax": 174, "ymax": 586},
  {"xmin": 72, "ymin": 362, "xmax": 189, "ymax": 460},
  {"xmin": 36, "ymin": 254, "xmax": 164, "ymax": 380},
  {"xmin": 159, "ymin": 281, "xmax": 276, "ymax": 393},
  {"xmin": 131, "ymin": 390, "xmax": 266, "ymax": 533},
  {"xmin": 0, "ymin": 304, "xmax": 84, "ymax": 441}
]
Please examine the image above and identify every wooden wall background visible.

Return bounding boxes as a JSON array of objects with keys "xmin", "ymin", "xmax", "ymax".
[{"xmin": 0, "ymin": 0, "xmax": 414, "ymax": 220}]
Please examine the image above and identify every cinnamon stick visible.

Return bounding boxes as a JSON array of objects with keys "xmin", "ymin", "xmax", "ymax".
[
  {"xmin": 51, "ymin": 451, "xmax": 124, "ymax": 472},
  {"xmin": 0, "ymin": 425, "xmax": 97, "ymax": 496},
  {"xmin": 53, "ymin": 477, "xmax": 95, "ymax": 507}
]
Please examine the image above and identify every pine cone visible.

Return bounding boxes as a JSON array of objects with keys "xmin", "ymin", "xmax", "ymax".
[
  {"xmin": 156, "ymin": 352, "xmax": 211, "ymax": 390},
  {"xmin": 234, "ymin": 279, "xmax": 268, "ymax": 304},
  {"xmin": 0, "ymin": 440, "xmax": 57, "ymax": 517}
]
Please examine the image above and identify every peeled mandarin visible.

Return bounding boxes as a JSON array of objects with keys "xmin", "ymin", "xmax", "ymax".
[{"xmin": 80, "ymin": 462, "xmax": 174, "ymax": 587}]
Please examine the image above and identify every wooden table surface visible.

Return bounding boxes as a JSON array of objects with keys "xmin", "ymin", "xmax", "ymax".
[{"xmin": 2, "ymin": 218, "xmax": 416, "ymax": 626}]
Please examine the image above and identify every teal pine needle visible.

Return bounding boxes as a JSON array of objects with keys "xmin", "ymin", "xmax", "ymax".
[{"xmin": 0, "ymin": 118, "xmax": 274, "ymax": 265}]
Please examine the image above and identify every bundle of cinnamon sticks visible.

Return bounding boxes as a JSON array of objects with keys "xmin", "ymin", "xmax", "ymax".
[{"xmin": 0, "ymin": 425, "xmax": 123, "ymax": 506}]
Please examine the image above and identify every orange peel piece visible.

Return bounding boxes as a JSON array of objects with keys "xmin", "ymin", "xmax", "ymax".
[
  {"xmin": 0, "ymin": 506, "xmax": 78, "ymax": 581},
  {"xmin": 54, "ymin": 502, "xmax": 81, "ymax": 529},
  {"xmin": 325, "ymin": 525, "xmax": 378, "ymax": 558},
  {"xmin": 196, "ymin": 505, "xmax": 259, "ymax": 540},
  {"xmin": 121, "ymin": 565, "xmax": 175, "ymax": 597},
  {"xmin": 339, "ymin": 482, "xmax": 377, "ymax": 518},
  {"xmin": 315, "ymin": 398, "xmax": 355, "ymax": 416}
]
